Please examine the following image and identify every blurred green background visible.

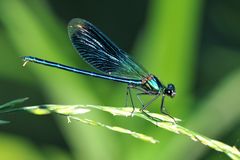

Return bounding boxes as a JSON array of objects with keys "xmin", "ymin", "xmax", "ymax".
[{"xmin": 0, "ymin": 0, "xmax": 239, "ymax": 160}]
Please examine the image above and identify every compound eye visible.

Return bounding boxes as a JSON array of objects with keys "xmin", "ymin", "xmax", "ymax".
[{"xmin": 168, "ymin": 84, "xmax": 175, "ymax": 90}]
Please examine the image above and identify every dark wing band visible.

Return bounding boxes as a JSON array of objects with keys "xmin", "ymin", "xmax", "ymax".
[{"xmin": 68, "ymin": 18, "xmax": 149, "ymax": 80}]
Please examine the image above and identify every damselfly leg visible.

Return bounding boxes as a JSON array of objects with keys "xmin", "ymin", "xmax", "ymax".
[
  {"xmin": 125, "ymin": 85, "xmax": 135, "ymax": 116},
  {"xmin": 160, "ymin": 95, "xmax": 176, "ymax": 123},
  {"xmin": 136, "ymin": 93, "xmax": 162, "ymax": 121}
]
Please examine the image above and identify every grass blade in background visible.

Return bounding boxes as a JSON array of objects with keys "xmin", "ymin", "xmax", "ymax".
[
  {"xmin": 134, "ymin": 0, "xmax": 203, "ymax": 116},
  {"xmin": 132, "ymin": 0, "xmax": 204, "ymax": 159},
  {"xmin": 0, "ymin": 34, "xmax": 33, "ymax": 83},
  {"xmin": 0, "ymin": 1, "xmax": 117, "ymax": 160}
]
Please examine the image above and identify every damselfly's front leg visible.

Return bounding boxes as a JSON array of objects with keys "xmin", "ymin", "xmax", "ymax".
[
  {"xmin": 160, "ymin": 95, "xmax": 176, "ymax": 123},
  {"xmin": 125, "ymin": 85, "xmax": 135, "ymax": 116}
]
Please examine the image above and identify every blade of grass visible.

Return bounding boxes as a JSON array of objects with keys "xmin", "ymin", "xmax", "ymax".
[
  {"xmin": 1, "ymin": 103, "xmax": 239, "ymax": 159},
  {"xmin": 132, "ymin": 0, "xmax": 204, "ymax": 159},
  {"xmin": 157, "ymin": 69, "xmax": 240, "ymax": 159},
  {"xmin": 0, "ymin": 97, "xmax": 29, "ymax": 110},
  {"xmin": 0, "ymin": 1, "xmax": 117, "ymax": 160},
  {"xmin": 133, "ymin": 0, "xmax": 203, "ymax": 116},
  {"xmin": 0, "ymin": 120, "xmax": 10, "ymax": 125}
]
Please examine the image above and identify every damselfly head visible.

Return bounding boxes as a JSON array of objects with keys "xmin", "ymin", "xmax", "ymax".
[{"xmin": 164, "ymin": 84, "xmax": 176, "ymax": 98}]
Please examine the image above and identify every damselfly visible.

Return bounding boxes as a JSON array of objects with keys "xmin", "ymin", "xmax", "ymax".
[{"xmin": 22, "ymin": 18, "xmax": 176, "ymax": 121}]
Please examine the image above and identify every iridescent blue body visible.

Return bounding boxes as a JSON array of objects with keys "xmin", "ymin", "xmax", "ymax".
[
  {"xmin": 23, "ymin": 56, "xmax": 142, "ymax": 85},
  {"xmin": 22, "ymin": 18, "xmax": 176, "ymax": 120}
]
